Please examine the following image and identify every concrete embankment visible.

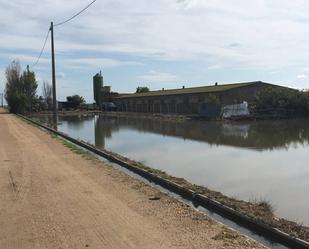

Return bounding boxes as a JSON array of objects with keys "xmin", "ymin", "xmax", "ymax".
[{"xmin": 0, "ymin": 108, "xmax": 264, "ymax": 249}]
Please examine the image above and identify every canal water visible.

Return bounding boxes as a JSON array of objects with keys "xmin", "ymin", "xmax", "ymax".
[{"xmin": 36, "ymin": 114, "xmax": 309, "ymax": 226}]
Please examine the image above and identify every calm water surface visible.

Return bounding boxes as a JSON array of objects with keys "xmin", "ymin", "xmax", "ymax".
[{"xmin": 36, "ymin": 114, "xmax": 309, "ymax": 225}]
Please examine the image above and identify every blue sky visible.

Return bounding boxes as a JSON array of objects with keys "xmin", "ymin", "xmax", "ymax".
[{"xmin": 1, "ymin": 0, "xmax": 309, "ymax": 102}]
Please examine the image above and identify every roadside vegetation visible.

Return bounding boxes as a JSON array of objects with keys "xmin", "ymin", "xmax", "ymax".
[
  {"xmin": 51, "ymin": 133, "xmax": 97, "ymax": 161},
  {"xmin": 252, "ymin": 87, "xmax": 309, "ymax": 115},
  {"xmin": 4, "ymin": 60, "xmax": 52, "ymax": 113},
  {"xmin": 4, "ymin": 60, "xmax": 87, "ymax": 114},
  {"xmin": 5, "ymin": 61, "xmax": 38, "ymax": 113}
]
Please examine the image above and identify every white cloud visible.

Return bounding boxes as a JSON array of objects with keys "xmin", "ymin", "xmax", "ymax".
[
  {"xmin": 297, "ymin": 74, "xmax": 307, "ymax": 79},
  {"xmin": 1, "ymin": 0, "xmax": 309, "ymax": 68},
  {"xmin": 2, "ymin": 0, "xmax": 309, "ymax": 93},
  {"xmin": 0, "ymin": 52, "xmax": 49, "ymax": 67},
  {"xmin": 137, "ymin": 70, "xmax": 178, "ymax": 83},
  {"xmin": 64, "ymin": 58, "xmax": 143, "ymax": 69}
]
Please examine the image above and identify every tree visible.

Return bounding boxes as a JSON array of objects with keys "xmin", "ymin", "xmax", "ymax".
[
  {"xmin": 32, "ymin": 96, "xmax": 47, "ymax": 112},
  {"xmin": 5, "ymin": 60, "xmax": 27, "ymax": 113},
  {"xmin": 42, "ymin": 81, "xmax": 52, "ymax": 110},
  {"xmin": 253, "ymin": 87, "xmax": 309, "ymax": 111},
  {"xmin": 21, "ymin": 65, "xmax": 38, "ymax": 113},
  {"xmin": 5, "ymin": 61, "xmax": 39, "ymax": 114},
  {"xmin": 66, "ymin": 94, "xmax": 85, "ymax": 108},
  {"xmin": 136, "ymin": 86, "xmax": 150, "ymax": 93}
]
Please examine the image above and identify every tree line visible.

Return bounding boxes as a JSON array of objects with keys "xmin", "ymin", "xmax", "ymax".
[
  {"xmin": 252, "ymin": 87, "xmax": 309, "ymax": 112},
  {"xmin": 4, "ymin": 60, "xmax": 85, "ymax": 114}
]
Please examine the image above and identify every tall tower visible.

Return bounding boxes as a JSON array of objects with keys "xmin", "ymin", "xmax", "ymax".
[{"xmin": 93, "ymin": 71, "xmax": 103, "ymax": 107}]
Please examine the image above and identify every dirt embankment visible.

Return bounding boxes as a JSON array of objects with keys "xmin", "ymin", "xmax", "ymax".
[
  {"xmin": 0, "ymin": 109, "xmax": 264, "ymax": 249},
  {"xmin": 109, "ymin": 153, "xmax": 309, "ymax": 243}
]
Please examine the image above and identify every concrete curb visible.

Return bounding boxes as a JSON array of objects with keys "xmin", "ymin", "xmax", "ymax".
[{"xmin": 19, "ymin": 114, "xmax": 309, "ymax": 249}]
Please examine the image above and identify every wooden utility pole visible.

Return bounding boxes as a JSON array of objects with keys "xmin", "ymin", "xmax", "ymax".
[
  {"xmin": 50, "ymin": 22, "xmax": 57, "ymax": 124},
  {"xmin": 26, "ymin": 65, "xmax": 32, "ymax": 115}
]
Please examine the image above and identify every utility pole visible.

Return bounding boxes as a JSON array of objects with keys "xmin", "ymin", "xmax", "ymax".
[
  {"xmin": 27, "ymin": 65, "xmax": 32, "ymax": 115},
  {"xmin": 50, "ymin": 22, "xmax": 58, "ymax": 125}
]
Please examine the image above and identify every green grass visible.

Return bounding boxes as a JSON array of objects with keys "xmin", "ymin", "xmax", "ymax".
[
  {"xmin": 50, "ymin": 133, "xmax": 97, "ymax": 161},
  {"xmin": 62, "ymin": 140, "xmax": 97, "ymax": 161},
  {"xmin": 51, "ymin": 133, "xmax": 58, "ymax": 139}
]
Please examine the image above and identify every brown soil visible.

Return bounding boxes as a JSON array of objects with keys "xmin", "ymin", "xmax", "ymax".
[{"xmin": 0, "ymin": 108, "xmax": 265, "ymax": 249}]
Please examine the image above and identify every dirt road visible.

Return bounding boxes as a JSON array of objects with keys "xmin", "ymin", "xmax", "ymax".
[{"xmin": 0, "ymin": 109, "xmax": 265, "ymax": 249}]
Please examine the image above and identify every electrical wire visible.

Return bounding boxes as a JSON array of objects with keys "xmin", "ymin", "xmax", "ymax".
[
  {"xmin": 31, "ymin": 0, "xmax": 96, "ymax": 69},
  {"xmin": 31, "ymin": 28, "xmax": 50, "ymax": 69},
  {"xmin": 54, "ymin": 0, "xmax": 96, "ymax": 27}
]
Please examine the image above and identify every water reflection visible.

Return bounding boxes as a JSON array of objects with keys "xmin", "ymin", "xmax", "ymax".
[
  {"xmin": 89, "ymin": 115, "xmax": 309, "ymax": 151},
  {"xmin": 94, "ymin": 115, "xmax": 115, "ymax": 148},
  {"xmin": 37, "ymin": 114, "xmax": 309, "ymax": 151}
]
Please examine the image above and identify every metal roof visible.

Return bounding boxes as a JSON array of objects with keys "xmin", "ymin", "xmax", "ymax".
[{"xmin": 116, "ymin": 81, "xmax": 266, "ymax": 99}]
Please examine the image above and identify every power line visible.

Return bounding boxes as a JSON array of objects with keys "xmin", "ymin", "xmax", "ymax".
[
  {"xmin": 31, "ymin": 0, "xmax": 96, "ymax": 69},
  {"xmin": 30, "ymin": 0, "xmax": 96, "ymax": 119},
  {"xmin": 31, "ymin": 28, "xmax": 50, "ymax": 68},
  {"xmin": 54, "ymin": 0, "xmax": 96, "ymax": 27}
]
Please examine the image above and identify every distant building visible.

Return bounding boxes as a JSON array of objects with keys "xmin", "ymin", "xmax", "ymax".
[
  {"xmin": 93, "ymin": 72, "xmax": 118, "ymax": 109},
  {"xmin": 92, "ymin": 74, "xmax": 292, "ymax": 115},
  {"xmin": 113, "ymin": 81, "xmax": 288, "ymax": 115},
  {"xmin": 57, "ymin": 101, "xmax": 74, "ymax": 111}
]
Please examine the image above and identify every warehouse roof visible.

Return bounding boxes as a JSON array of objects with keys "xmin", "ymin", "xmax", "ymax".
[{"xmin": 116, "ymin": 81, "xmax": 269, "ymax": 99}]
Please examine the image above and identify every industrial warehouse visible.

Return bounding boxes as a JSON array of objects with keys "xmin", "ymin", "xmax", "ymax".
[{"xmin": 93, "ymin": 72, "xmax": 290, "ymax": 116}]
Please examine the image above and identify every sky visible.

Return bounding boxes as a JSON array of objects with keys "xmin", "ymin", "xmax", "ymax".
[{"xmin": 1, "ymin": 0, "xmax": 309, "ymax": 102}]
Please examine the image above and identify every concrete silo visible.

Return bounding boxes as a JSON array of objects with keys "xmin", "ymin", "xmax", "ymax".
[{"xmin": 93, "ymin": 71, "xmax": 103, "ymax": 107}]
